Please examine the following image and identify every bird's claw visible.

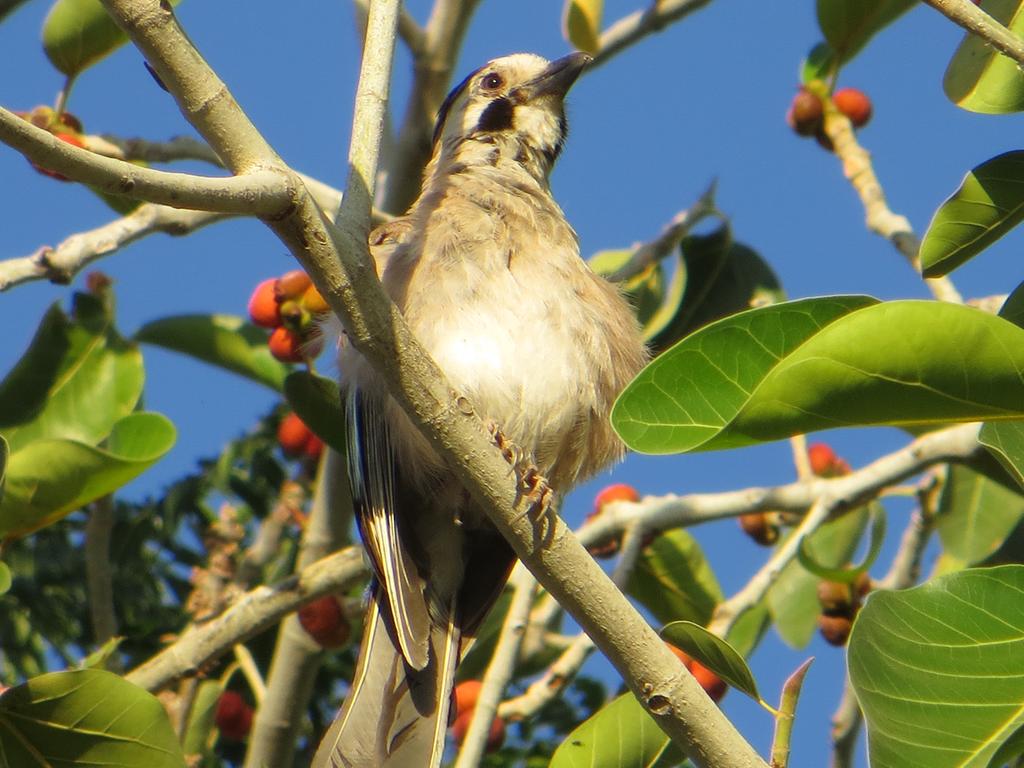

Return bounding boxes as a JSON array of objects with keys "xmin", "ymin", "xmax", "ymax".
[{"xmin": 488, "ymin": 421, "xmax": 555, "ymax": 534}]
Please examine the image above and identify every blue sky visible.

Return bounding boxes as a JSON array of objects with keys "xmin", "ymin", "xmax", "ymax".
[{"xmin": 2, "ymin": 1, "xmax": 1023, "ymax": 765}]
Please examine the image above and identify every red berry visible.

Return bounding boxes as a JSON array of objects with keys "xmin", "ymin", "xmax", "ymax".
[
  {"xmin": 787, "ymin": 89, "xmax": 823, "ymax": 136},
  {"xmin": 304, "ymin": 434, "xmax": 324, "ymax": 461},
  {"xmin": 275, "ymin": 270, "xmax": 312, "ymax": 301},
  {"xmin": 454, "ymin": 680, "xmax": 483, "ymax": 719},
  {"xmin": 738, "ymin": 513, "xmax": 778, "ymax": 546},
  {"xmin": 833, "ymin": 88, "xmax": 872, "ymax": 127},
  {"xmin": 818, "ymin": 614, "xmax": 853, "ymax": 646},
  {"xmin": 248, "ymin": 278, "xmax": 282, "ymax": 328},
  {"xmin": 278, "ymin": 413, "xmax": 314, "ymax": 457},
  {"xmin": 593, "ymin": 483, "xmax": 640, "ymax": 510},
  {"xmin": 451, "ymin": 710, "xmax": 505, "ymax": 752},
  {"xmin": 268, "ymin": 327, "xmax": 304, "ymax": 363},
  {"xmin": 298, "ymin": 595, "xmax": 350, "ymax": 648},
  {"xmin": 691, "ymin": 662, "xmax": 728, "ymax": 702},
  {"xmin": 808, "ymin": 443, "xmax": 850, "ymax": 477},
  {"xmin": 215, "ymin": 690, "xmax": 253, "ymax": 741}
]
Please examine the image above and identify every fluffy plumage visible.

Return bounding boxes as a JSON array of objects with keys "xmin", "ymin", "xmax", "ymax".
[{"xmin": 312, "ymin": 52, "xmax": 648, "ymax": 768}]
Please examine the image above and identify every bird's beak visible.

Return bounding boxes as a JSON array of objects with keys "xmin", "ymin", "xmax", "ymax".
[{"xmin": 515, "ymin": 53, "xmax": 592, "ymax": 102}]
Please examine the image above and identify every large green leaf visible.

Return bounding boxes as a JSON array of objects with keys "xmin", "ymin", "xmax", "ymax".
[
  {"xmin": 937, "ymin": 465, "xmax": 1024, "ymax": 568},
  {"xmin": 0, "ymin": 412, "xmax": 176, "ymax": 538},
  {"xmin": 816, "ymin": 0, "xmax": 916, "ymax": 63},
  {"xmin": 944, "ymin": 0, "xmax": 1024, "ymax": 114},
  {"xmin": 549, "ymin": 692, "xmax": 683, "ymax": 768},
  {"xmin": 767, "ymin": 506, "xmax": 870, "ymax": 648},
  {"xmin": 0, "ymin": 295, "xmax": 143, "ymax": 454},
  {"xmin": 0, "ymin": 668, "xmax": 186, "ymax": 766},
  {"xmin": 613, "ymin": 297, "xmax": 1024, "ymax": 454},
  {"xmin": 136, "ymin": 314, "xmax": 289, "ymax": 392},
  {"xmin": 849, "ymin": 565, "xmax": 1024, "ymax": 768},
  {"xmin": 627, "ymin": 529, "xmax": 722, "ymax": 626},
  {"xmin": 920, "ymin": 152, "xmax": 1024, "ymax": 278}
]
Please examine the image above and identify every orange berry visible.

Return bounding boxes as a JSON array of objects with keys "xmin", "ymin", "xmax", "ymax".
[
  {"xmin": 268, "ymin": 327, "xmax": 304, "ymax": 363},
  {"xmin": 451, "ymin": 710, "xmax": 505, "ymax": 752},
  {"xmin": 275, "ymin": 269, "xmax": 312, "ymax": 301},
  {"xmin": 248, "ymin": 278, "xmax": 282, "ymax": 328},
  {"xmin": 303, "ymin": 284, "xmax": 330, "ymax": 314},
  {"xmin": 817, "ymin": 580, "xmax": 853, "ymax": 614},
  {"xmin": 691, "ymin": 662, "xmax": 728, "ymax": 702},
  {"xmin": 833, "ymin": 87, "xmax": 872, "ymax": 127},
  {"xmin": 808, "ymin": 442, "xmax": 850, "ymax": 477},
  {"xmin": 787, "ymin": 89, "xmax": 823, "ymax": 136},
  {"xmin": 738, "ymin": 513, "xmax": 778, "ymax": 546},
  {"xmin": 215, "ymin": 690, "xmax": 253, "ymax": 741},
  {"xmin": 278, "ymin": 413, "xmax": 314, "ymax": 457},
  {"xmin": 298, "ymin": 595, "xmax": 350, "ymax": 648},
  {"xmin": 454, "ymin": 680, "xmax": 482, "ymax": 718},
  {"xmin": 593, "ymin": 483, "xmax": 640, "ymax": 510}
]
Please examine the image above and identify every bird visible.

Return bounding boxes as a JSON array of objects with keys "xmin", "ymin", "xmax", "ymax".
[{"xmin": 312, "ymin": 52, "xmax": 649, "ymax": 768}]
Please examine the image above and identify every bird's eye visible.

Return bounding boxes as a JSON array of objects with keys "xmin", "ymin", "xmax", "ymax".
[{"xmin": 481, "ymin": 72, "xmax": 504, "ymax": 90}]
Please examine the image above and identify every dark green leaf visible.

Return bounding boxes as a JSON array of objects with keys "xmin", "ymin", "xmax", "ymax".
[
  {"xmin": 920, "ymin": 152, "xmax": 1024, "ymax": 277},
  {"xmin": 549, "ymin": 692, "xmax": 683, "ymax": 768},
  {"xmin": 0, "ymin": 412, "xmax": 176, "ymax": 537},
  {"xmin": 627, "ymin": 530, "xmax": 723, "ymax": 626},
  {"xmin": 0, "ymin": 295, "xmax": 143, "ymax": 453},
  {"xmin": 613, "ymin": 298, "xmax": 1024, "ymax": 454},
  {"xmin": 0, "ymin": 561, "xmax": 10, "ymax": 596},
  {"xmin": 0, "ymin": 668, "xmax": 186, "ymax": 766},
  {"xmin": 980, "ymin": 282, "xmax": 1024, "ymax": 488},
  {"xmin": 816, "ymin": 0, "xmax": 916, "ymax": 63},
  {"xmin": 801, "ymin": 42, "xmax": 837, "ymax": 84},
  {"xmin": 136, "ymin": 314, "xmax": 289, "ymax": 392},
  {"xmin": 661, "ymin": 621, "xmax": 760, "ymax": 702},
  {"xmin": 0, "ymin": 435, "xmax": 7, "ymax": 508},
  {"xmin": 944, "ymin": 0, "xmax": 1024, "ymax": 114},
  {"xmin": 797, "ymin": 505, "xmax": 885, "ymax": 582},
  {"xmin": 849, "ymin": 565, "xmax": 1024, "ymax": 767},
  {"xmin": 937, "ymin": 465, "xmax": 1024, "ymax": 567},
  {"xmin": 590, "ymin": 248, "xmax": 667, "ymax": 331},
  {"xmin": 284, "ymin": 371, "xmax": 346, "ymax": 455},
  {"xmin": 768, "ymin": 506, "xmax": 870, "ymax": 648}
]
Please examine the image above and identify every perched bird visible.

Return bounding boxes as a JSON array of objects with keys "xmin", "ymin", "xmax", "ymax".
[{"xmin": 313, "ymin": 52, "xmax": 648, "ymax": 768}]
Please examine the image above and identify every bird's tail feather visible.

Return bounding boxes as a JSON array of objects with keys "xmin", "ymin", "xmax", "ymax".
[{"xmin": 311, "ymin": 589, "xmax": 460, "ymax": 768}]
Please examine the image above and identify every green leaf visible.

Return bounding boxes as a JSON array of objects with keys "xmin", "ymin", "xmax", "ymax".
[
  {"xmin": 627, "ymin": 529, "xmax": 723, "ymax": 626},
  {"xmin": 0, "ymin": 412, "xmax": 176, "ymax": 538},
  {"xmin": 284, "ymin": 371, "xmax": 346, "ymax": 455},
  {"xmin": 0, "ymin": 561, "xmax": 10, "ymax": 596},
  {"xmin": 816, "ymin": 0, "xmax": 916, "ymax": 63},
  {"xmin": 768, "ymin": 506, "xmax": 870, "ymax": 648},
  {"xmin": 979, "ymin": 284, "xmax": 1024, "ymax": 487},
  {"xmin": 80, "ymin": 636, "xmax": 123, "ymax": 670},
  {"xmin": 944, "ymin": 0, "xmax": 1024, "ymax": 114},
  {"xmin": 920, "ymin": 152, "xmax": 1024, "ymax": 278},
  {"xmin": 613, "ymin": 297, "xmax": 1024, "ymax": 454},
  {"xmin": 182, "ymin": 679, "xmax": 222, "ymax": 757},
  {"xmin": 549, "ymin": 692, "xmax": 683, "ymax": 768},
  {"xmin": 797, "ymin": 504, "xmax": 885, "ymax": 582},
  {"xmin": 801, "ymin": 42, "xmax": 837, "ymax": 84},
  {"xmin": 0, "ymin": 295, "xmax": 143, "ymax": 454},
  {"xmin": 722, "ymin": 601, "xmax": 770, "ymax": 658},
  {"xmin": 562, "ymin": 0, "xmax": 603, "ymax": 54},
  {"xmin": 589, "ymin": 249, "xmax": 667, "ymax": 333},
  {"xmin": 136, "ymin": 314, "xmax": 289, "ymax": 392},
  {"xmin": 42, "ymin": 0, "xmax": 126, "ymax": 76},
  {"xmin": 0, "ymin": 668, "xmax": 186, "ymax": 766},
  {"xmin": 937, "ymin": 465, "xmax": 1024, "ymax": 567},
  {"xmin": 661, "ymin": 621, "xmax": 760, "ymax": 702},
  {"xmin": 819, "ymin": 0, "xmax": 917, "ymax": 63},
  {"xmin": 0, "ymin": 435, "xmax": 7, "ymax": 508},
  {"xmin": 849, "ymin": 565, "xmax": 1024, "ymax": 768}
]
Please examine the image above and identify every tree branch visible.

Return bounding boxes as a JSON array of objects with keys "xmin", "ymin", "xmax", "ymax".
[
  {"xmin": 125, "ymin": 546, "xmax": 367, "ymax": 692},
  {"xmin": 593, "ymin": 0, "xmax": 714, "ymax": 70},
  {"xmin": 921, "ymin": 0, "xmax": 1024, "ymax": 68},
  {"xmin": 0, "ymin": 107, "xmax": 290, "ymax": 214}
]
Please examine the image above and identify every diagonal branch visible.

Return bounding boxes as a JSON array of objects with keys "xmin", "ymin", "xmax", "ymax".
[
  {"xmin": 593, "ymin": 0, "xmax": 714, "ymax": 70},
  {"xmin": 921, "ymin": 0, "xmax": 1024, "ymax": 68}
]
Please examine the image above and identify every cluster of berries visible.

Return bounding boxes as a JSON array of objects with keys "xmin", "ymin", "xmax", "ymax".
[
  {"xmin": 817, "ymin": 572, "xmax": 872, "ymax": 646},
  {"xmin": 248, "ymin": 270, "xmax": 329, "ymax": 363},
  {"xmin": 787, "ymin": 86, "xmax": 872, "ymax": 151},
  {"xmin": 277, "ymin": 412, "xmax": 324, "ymax": 462}
]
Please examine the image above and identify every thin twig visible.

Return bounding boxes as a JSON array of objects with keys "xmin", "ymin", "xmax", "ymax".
[
  {"xmin": 593, "ymin": 0, "xmax": 714, "ymax": 70},
  {"xmin": 921, "ymin": 0, "xmax": 1024, "ymax": 68}
]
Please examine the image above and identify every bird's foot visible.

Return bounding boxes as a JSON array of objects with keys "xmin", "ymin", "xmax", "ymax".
[{"xmin": 488, "ymin": 422, "xmax": 556, "ymax": 535}]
